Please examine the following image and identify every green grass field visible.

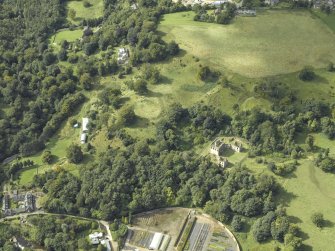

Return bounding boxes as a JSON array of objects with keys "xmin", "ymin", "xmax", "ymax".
[
  {"xmin": 159, "ymin": 10, "xmax": 335, "ymax": 78},
  {"xmin": 67, "ymin": 0, "xmax": 103, "ymax": 24},
  {"xmin": 50, "ymin": 29, "xmax": 82, "ymax": 44},
  {"xmin": 311, "ymin": 10, "xmax": 335, "ymax": 32},
  {"xmin": 280, "ymin": 158, "xmax": 335, "ymax": 250}
]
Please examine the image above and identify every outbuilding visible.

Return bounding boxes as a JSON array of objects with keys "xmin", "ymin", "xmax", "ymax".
[
  {"xmin": 149, "ymin": 232, "xmax": 163, "ymax": 250},
  {"xmin": 80, "ymin": 133, "xmax": 87, "ymax": 144},
  {"xmin": 82, "ymin": 118, "xmax": 89, "ymax": 132}
]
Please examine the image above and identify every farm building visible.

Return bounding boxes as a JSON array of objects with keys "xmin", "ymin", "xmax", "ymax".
[
  {"xmin": 212, "ymin": 0, "xmax": 228, "ymax": 6},
  {"xmin": 236, "ymin": 9, "xmax": 257, "ymax": 16},
  {"xmin": 149, "ymin": 232, "xmax": 164, "ymax": 250},
  {"xmin": 89, "ymin": 232, "xmax": 103, "ymax": 245},
  {"xmin": 80, "ymin": 133, "xmax": 87, "ymax": 144},
  {"xmin": 265, "ymin": 0, "xmax": 279, "ymax": 4},
  {"xmin": 82, "ymin": 118, "xmax": 89, "ymax": 132},
  {"xmin": 24, "ymin": 192, "xmax": 35, "ymax": 212}
]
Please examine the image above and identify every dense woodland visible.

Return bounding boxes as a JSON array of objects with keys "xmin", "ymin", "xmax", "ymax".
[{"xmin": 0, "ymin": 215, "xmax": 100, "ymax": 250}]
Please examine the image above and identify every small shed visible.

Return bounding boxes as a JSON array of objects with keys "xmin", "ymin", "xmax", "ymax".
[
  {"xmin": 82, "ymin": 118, "xmax": 89, "ymax": 132},
  {"xmin": 80, "ymin": 133, "xmax": 87, "ymax": 144},
  {"xmin": 149, "ymin": 232, "xmax": 164, "ymax": 250}
]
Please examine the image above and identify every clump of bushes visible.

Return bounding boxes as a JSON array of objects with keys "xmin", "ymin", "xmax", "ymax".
[{"xmin": 299, "ymin": 66, "xmax": 315, "ymax": 81}]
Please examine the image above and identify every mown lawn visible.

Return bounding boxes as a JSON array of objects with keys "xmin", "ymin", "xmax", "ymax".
[
  {"xmin": 159, "ymin": 10, "xmax": 335, "ymax": 78},
  {"xmin": 50, "ymin": 29, "xmax": 82, "ymax": 44},
  {"xmin": 67, "ymin": 0, "xmax": 103, "ymax": 24}
]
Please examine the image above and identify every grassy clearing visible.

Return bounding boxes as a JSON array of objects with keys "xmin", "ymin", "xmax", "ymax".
[
  {"xmin": 50, "ymin": 29, "xmax": 82, "ymax": 44},
  {"xmin": 279, "ymin": 158, "xmax": 335, "ymax": 250},
  {"xmin": 18, "ymin": 122, "xmax": 82, "ymax": 185},
  {"xmin": 159, "ymin": 10, "xmax": 335, "ymax": 78},
  {"xmin": 17, "ymin": 91, "xmax": 102, "ymax": 185},
  {"xmin": 67, "ymin": 0, "xmax": 103, "ymax": 24}
]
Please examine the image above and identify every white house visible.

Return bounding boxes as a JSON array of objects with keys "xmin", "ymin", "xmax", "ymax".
[
  {"xmin": 80, "ymin": 133, "xmax": 87, "ymax": 144},
  {"xmin": 82, "ymin": 118, "xmax": 89, "ymax": 132},
  {"xmin": 89, "ymin": 232, "xmax": 103, "ymax": 245},
  {"xmin": 149, "ymin": 232, "xmax": 164, "ymax": 250}
]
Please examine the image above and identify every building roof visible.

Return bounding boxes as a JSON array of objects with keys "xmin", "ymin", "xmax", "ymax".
[
  {"xmin": 149, "ymin": 232, "xmax": 164, "ymax": 250},
  {"xmin": 82, "ymin": 118, "xmax": 89, "ymax": 132},
  {"xmin": 80, "ymin": 133, "xmax": 87, "ymax": 144},
  {"xmin": 89, "ymin": 232, "xmax": 103, "ymax": 239}
]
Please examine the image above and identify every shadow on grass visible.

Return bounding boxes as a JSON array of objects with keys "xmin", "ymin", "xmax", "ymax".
[
  {"xmin": 119, "ymin": 97, "xmax": 131, "ymax": 107},
  {"xmin": 157, "ymin": 49, "xmax": 187, "ymax": 65},
  {"xmin": 73, "ymin": 17, "xmax": 83, "ymax": 23},
  {"xmin": 81, "ymin": 153, "xmax": 95, "ymax": 165},
  {"xmin": 128, "ymin": 117, "xmax": 150, "ymax": 129},
  {"xmin": 221, "ymin": 148, "xmax": 235, "ymax": 157},
  {"xmin": 288, "ymin": 215, "xmax": 303, "ymax": 224},
  {"xmin": 146, "ymin": 90, "xmax": 163, "ymax": 98},
  {"xmin": 300, "ymin": 243, "xmax": 313, "ymax": 251},
  {"xmin": 299, "ymin": 229, "xmax": 310, "ymax": 241},
  {"xmin": 160, "ymin": 75, "xmax": 173, "ymax": 85},
  {"xmin": 323, "ymin": 219, "xmax": 335, "ymax": 228},
  {"xmin": 314, "ymin": 74, "xmax": 329, "ymax": 84},
  {"xmin": 276, "ymin": 186, "xmax": 297, "ymax": 207}
]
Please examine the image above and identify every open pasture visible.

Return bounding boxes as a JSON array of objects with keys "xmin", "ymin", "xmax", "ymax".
[{"xmin": 159, "ymin": 10, "xmax": 335, "ymax": 78}]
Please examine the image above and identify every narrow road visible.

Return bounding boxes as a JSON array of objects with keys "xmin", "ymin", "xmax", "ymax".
[{"xmin": 100, "ymin": 220, "xmax": 118, "ymax": 251}]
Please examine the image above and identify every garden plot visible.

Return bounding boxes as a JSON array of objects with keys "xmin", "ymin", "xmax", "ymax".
[
  {"xmin": 180, "ymin": 215, "xmax": 239, "ymax": 251},
  {"xmin": 127, "ymin": 229, "xmax": 155, "ymax": 249},
  {"xmin": 207, "ymin": 229, "xmax": 236, "ymax": 251},
  {"xmin": 185, "ymin": 223, "xmax": 212, "ymax": 251}
]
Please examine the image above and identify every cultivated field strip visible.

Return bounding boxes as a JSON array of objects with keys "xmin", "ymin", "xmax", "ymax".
[
  {"xmin": 187, "ymin": 223, "xmax": 211, "ymax": 251},
  {"xmin": 128, "ymin": 229, "xmax": 154, "ymax": 248}
]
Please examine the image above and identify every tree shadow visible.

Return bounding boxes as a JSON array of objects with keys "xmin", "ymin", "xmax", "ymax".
[
  {"xmin": 160, "ymin": 75, "xmax": 173, "ymax": 85},
  {"xmin": 313, "ymin": 74, "xmax": 329, "ymax": 84},
  {"xmin": 287, "ymin": 215, "xmax": 302, "ymax": 224},
  {"xmin": 128, "ymin": 116, "xmax": 150, "ymax": 129},
  {"xmin": 281, "ymin": 171, "xmax": 297, "ymax": 179},
  {"xmin": 119, "ymin": 97, "xmax": 130, "ymax": 107},
  {"xmin": 275, "ymin": 187, "xmax": 297, "ymax": 207},
  {"xmin": 81, "ymin": 153, "xmax": 95, "ymax": 165},
  {"xmin": 155, "ymin": 30, "xmax": 167, "ymax": 37},
  {"xmin": 323, "ymin": 219, "xmax": 334, "ymax": 228},
  {"xmin": 158, "ymin": 49, "xmax": 187, "ymax": 65},
  {"xmin": 300, "ymin": 244, "xmax": 313, "ymax": 251},
  {"xmin": 73, "ymin": 17, "xmax": 83, "ymax": 23},
  {"xmin": 146, "ymin": 90, "xmax": 163, "ymax": 98}
]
